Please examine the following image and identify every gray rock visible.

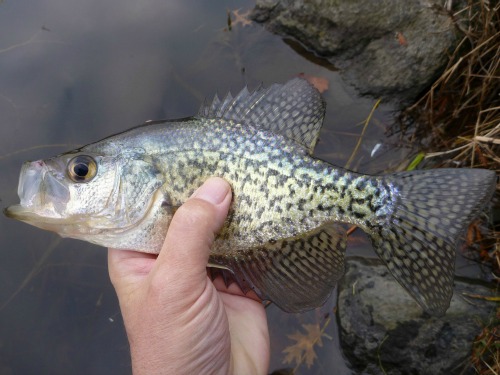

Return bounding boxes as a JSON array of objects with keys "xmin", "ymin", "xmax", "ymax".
[
  {"xmin": 252, "ymin": 0, "xmax": 462, "ymax": 100},
  {"xmin": 337, "ymin": 257, "xmax": 496, "ymax": 375}
]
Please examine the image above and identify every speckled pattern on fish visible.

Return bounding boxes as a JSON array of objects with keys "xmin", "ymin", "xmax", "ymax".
[{"xmin": 5, "ymin": 78, "xmax": 497, "ymax": 315}]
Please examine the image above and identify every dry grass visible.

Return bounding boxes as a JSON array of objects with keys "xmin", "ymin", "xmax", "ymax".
[
  {"xmin": 400, "ymin": 1, "xmax": 499, "ymax": 373},
  {"xmin": 402, "ymin": 0, "xmax": 499, "ymax": 267},
  {"xmin": 403, "ymin": 1, "xmax": 499, "ymax": 171},
  {"xmin": 471, "ymin": 307, "xmax": 500, "ymax": 375}
]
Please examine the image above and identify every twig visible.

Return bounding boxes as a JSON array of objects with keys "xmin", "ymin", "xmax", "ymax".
[
  {"xmin": 0, "ymin": 30, "xmax": 66, "ymax": 55},
  {"xmin": 345, "ymin": 99, "xmax": 381, "ymax": 169},
  {"xmin": 0, "ymin": 144, "xmax": 78, "ymax": 161}
]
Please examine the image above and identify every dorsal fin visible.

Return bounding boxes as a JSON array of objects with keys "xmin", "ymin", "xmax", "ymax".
[{"xmin": 198, "ymin": 78, "xmax": 326, "ymax": 154}]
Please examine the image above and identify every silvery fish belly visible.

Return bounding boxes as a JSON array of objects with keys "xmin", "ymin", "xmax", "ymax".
[{"xmin": 5, "ymin": 78, "xmax": 496, "ymax": 315}]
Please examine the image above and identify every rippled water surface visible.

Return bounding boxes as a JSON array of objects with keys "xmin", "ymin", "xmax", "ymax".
[{"xmin": 0, "ymin": 1, "xmax": 406, "ymax": 374}]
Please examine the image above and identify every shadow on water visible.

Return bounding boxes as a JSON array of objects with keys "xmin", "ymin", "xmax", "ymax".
[{"xmin": 0, "ymin": 1, "xmax": 431, "ymax": 374}]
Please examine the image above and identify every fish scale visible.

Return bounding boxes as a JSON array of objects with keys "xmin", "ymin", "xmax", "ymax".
[{"xmin": 5, "ymin": 78, "xmax": 496, "ymax": 316}]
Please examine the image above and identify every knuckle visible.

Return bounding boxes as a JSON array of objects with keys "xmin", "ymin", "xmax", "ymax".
[{"xmin": 173, "ymin": 199, "xmax": 215, "ymax": 229}]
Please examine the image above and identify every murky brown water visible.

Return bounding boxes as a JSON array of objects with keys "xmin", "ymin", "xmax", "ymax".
[{"xmin": 0, "ymin": 1, "xmax": 413, "ymax": 374}]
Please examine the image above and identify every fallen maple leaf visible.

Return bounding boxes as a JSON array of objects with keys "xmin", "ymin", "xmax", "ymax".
[
  {"xmin": 282, "ymin": 323, "xmax": 331, "ymax": 369},
  {"xmin": 231, "ymin": 9, "xmax": 252, "ymax": 28},
  {"xmin": 298, "ymin": 73, "xmax": 329, "ymax": 93}
]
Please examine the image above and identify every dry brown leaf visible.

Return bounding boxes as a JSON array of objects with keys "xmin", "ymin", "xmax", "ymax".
[
  {"xmin": 396, "ymin": 31, "xmax": 408, "ymax": 46},
  {"xmin": 298, "ymin": 73, "xmax": 329, "ymax": 93},
  {"xmin": 282, "ymin": 323, "xmax": 328, "ymax": 369}
]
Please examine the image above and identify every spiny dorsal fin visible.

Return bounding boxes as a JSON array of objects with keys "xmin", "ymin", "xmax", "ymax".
[
  {"xmin": 198, "ymin": 78, "xmax": 326, "ymax": 154},
  {"xmin": 208, "ymin": 223, "xmax": 346, "ymax": 313}
]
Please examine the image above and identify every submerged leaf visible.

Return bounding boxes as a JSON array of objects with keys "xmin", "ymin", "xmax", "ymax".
[
  {"xmin": 298, "ymin": 73, "xmax": 329, "ymax": 93},
  {"xmin": 230, "ymin": 9, "xmax": 252, "ymax": 28},
  {"xmin": 282, "ymin": 323, "xmax": 330, "ymax": 368}
]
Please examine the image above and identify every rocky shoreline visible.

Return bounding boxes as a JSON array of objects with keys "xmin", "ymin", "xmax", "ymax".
[
  {"xmin": 252, "ymin": 0, "xmax": 464, "ymax": 101},
  {"xmin": 337, "ymin": 258, "xmax": 496, "ymax": 374}
]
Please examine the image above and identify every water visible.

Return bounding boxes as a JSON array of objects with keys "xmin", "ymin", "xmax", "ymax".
[{"xmin": 0, "ymin": 1, "xmax": 412, "ymax": 374}]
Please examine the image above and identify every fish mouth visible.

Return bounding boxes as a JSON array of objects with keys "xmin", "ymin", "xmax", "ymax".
[
  {"xmin": 18, "ymin": 160, "xmax": 70, "ymax": 209},
  {"xmin": 5, "ymin": 159, "xmax": 71, "ymax": 224},
  {"xmin": 5, "ymin": 158, "xmax": 73, "ymax": 231}
]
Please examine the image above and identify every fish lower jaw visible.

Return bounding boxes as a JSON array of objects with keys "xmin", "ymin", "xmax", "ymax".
[
  {"xmin": 4, "ymin": 204, "xmax": 94, "ymax": 235},
  {"xmin": 4, "ymin": 204, "xmax": 64, "ymax": 221}
]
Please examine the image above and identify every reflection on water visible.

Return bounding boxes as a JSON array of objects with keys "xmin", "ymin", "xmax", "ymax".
[{"xmin": 0, "ymin": 1, "xmax": 403, "ymax": 374}]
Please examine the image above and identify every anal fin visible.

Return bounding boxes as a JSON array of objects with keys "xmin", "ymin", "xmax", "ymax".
[{"xmin": 208, "ymin": 223, "xmax": 346, "ymax": 313}]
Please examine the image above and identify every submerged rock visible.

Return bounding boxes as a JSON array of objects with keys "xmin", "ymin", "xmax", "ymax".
[
  {"xmin": 251, "ymin": 0, "xmax": 462, "ymax": 100},
  {"xmin": 337, "ymin": 257, "xmax": 496, "ymax": 375}
]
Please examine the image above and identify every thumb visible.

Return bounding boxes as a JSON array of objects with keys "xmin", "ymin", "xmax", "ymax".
[{"xmin": 151, "ymin": 177, "xmax": 232, "ymax": 287}]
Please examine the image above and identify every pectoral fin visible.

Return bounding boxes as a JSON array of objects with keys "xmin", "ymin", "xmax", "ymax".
[{"xmin": 208, "ymin": 223, "xmax": 346, "ymax": 312}]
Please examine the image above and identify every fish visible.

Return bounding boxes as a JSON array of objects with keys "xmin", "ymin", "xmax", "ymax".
[{"xmin": 5, "ymin": 78, "xmax": 496, "ymax": 315}]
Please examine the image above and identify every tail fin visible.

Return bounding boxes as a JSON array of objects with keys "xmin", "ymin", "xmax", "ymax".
[{"xmin": 369, "ymin": 168, "xmax": 496, "ymax": 316}]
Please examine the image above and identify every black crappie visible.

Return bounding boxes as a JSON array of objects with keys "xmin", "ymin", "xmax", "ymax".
[{"xmin": 5, "ymin": 78, "xmax": 496, "ymax": 315}]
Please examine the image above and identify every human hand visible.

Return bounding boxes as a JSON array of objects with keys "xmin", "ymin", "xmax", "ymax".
[{"xmin": 108, "ymin": 178, "xmax": 270, "ymax": 375}]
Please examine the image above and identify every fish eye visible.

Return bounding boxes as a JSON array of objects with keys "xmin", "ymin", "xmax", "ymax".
[{"xmin": 67, "ymin": 155, "xmax": 98, "ymax": 183}]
